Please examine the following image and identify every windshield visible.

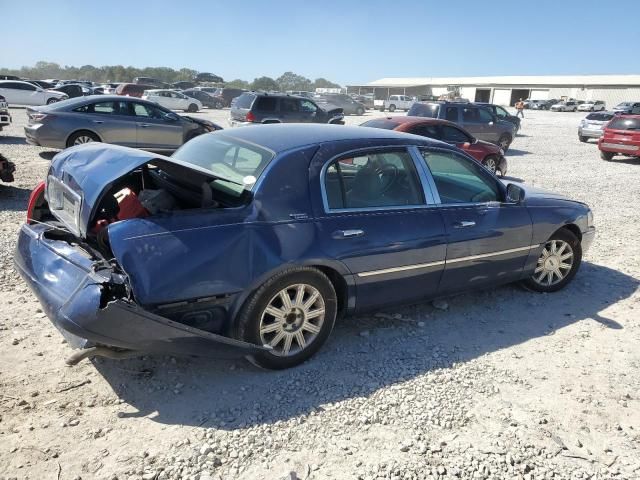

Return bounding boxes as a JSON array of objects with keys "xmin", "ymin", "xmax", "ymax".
[
  {"xmin": 608, "ymin": 117, "xmax": 640, "ymax": 131},
  {"xmin": 171, "ymin": 133, "xmax": 275, "ymax": 195}
]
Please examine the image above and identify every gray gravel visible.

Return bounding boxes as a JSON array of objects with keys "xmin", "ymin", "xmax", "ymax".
[{"xmin": 1, "ymin": 107, "xmax": 640, "ymax": 480}]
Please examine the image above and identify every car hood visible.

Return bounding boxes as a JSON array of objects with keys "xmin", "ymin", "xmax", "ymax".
[
  {"xmin": 182, "ymin": 115, "xmax": 223, "ymax": 130},
  {"xmin": 47, "ymin": 144, "xmax": 218, "ymax": 237},
  {"xmin": 318, "ymin": 103, "xmax": 344, "ymax": 116},
  {"xmin": 502, "ymin": 180, "xmax": 588, "ymax": 207}
]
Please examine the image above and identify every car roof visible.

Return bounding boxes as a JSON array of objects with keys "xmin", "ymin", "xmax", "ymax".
[
  {"xmin": 40, "ymin": 95, "xmax": 161, "ymax": 111},
  {"xmin": 220, "ymin": 124, "xmax": 438, "ymax": 152},
  {"xmin": 366, "ymin": 116, "xmax": 457, "ymax": 127}
]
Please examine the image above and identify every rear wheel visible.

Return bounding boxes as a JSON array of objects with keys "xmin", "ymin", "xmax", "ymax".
[
  {"xmin": 600, "ymin": 150, "xmax": 614, "ymax": 161},
  {"xmin": 215, "ymin": 101, "xmax": 223, "ymax": 109},
  {"xmin": 235, "ymin": 267, "xmax": 337, "ymax": 369},
  {"xmin": 356, "ymin": 107, "xmax": 364, "ymax": 116},
  {"xmin": 66, "ymin": 131, "xmax": 99, "ymax": 148},
  {"xmin": 482, "ymin": 155, "xmax": 499, "ymax": 174},
  {"xmin": 579, "ymin": 135, "xmax": 588, "ymax": 143},
  {"xmin": 388, "ymin": 104, "xmax": 396, "ymax": 112},
  {"xmin": 522, "ymin": 229, "xmax": 581, "ymax": 293},
  {"xmin": 186, "ymin": 103, "xmax": 198, "ymax": 113}
]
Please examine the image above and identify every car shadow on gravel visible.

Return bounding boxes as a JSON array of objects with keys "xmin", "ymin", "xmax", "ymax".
[
  {"xmin": 0, "ymin": 135, "xmax": 27, "ymax": 145},
  {"xmin": 93, "ymin": 261, "xmax": 637, "ymax": 430},
  {"xmin": 39, "ymin": 151, "xmax": 58, "ymax": 160},
  {"xmin": 0, "ymin": 184, "xmax": 32, "ymax": 210},
  {"xmin": 506, "ymin": 149, "xmax": 530, "ymax": 157}
]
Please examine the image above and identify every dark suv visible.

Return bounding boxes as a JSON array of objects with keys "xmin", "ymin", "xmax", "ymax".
[
  {"xmin": 230, "ymin": 93, "xmax": 345, "ymax": 126},
  {"xmin": 408, "ymin": 101, "xmax": 516, "ymax": 150}
]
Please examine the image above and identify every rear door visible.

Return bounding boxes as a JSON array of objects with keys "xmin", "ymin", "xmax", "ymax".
[
  {"xmin": 280, "ymin": 97, "xmax": 304, "ymax": 123},
  {"xmin": 72, "ymin": 100, "xmax": 137, "ymax": 146},
  {"xmin": 418, "ymin": 147, "xmax": 533, "ymax": 294},
  {"xmin": 127, "ymin": 101, "xmax": 183, "ymax": 150},
  {"xmin": 314, "ymin": 146, "xmax": 447, "ymax": 311}
]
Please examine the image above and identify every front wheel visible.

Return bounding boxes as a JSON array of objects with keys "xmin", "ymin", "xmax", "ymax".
[
  {"xmin": 356, "ymin": 107, "xmax": 364, "ymax": 116},
  {"xmin": 600, "ymin": 150, "xmax": 614, "ymax": 161},
  {"xmin": 235, "ymin": 267, "xmax": 338, "ymax": 369},
  {"xmin": 46, "ymin": 98, "xmax": 59, "ymax": 105},
  {"xmin": 498, "ymin": 134, "xmax": 512, "ymax": 151},
  {"xmin": 579, "ymin": 135, "xmax": 588, "ymax": 143},
  {"xmin": 522, "ymin": 229, "xmax": 582, "ymax": 293},
  {"xmin": 388, "ymin": 104, "xmax": 396, "ymax": 112}
]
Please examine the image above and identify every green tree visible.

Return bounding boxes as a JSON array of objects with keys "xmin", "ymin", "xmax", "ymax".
[
  {"xmin": 226, "ymin": 79, "xmax": 250, "ymax": 89},
  {"xmin": 250, "ymin": 76, "xmax": 280, "ymax": 91},
  {"xmin": 276, "ymin": 71, "xmax": 312, "ymax": 92},
  {"xmin": 312, "ymin": 77, "xmax": 341, "ymax": 89}
]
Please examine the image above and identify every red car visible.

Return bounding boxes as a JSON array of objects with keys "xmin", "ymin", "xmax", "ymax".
[
  {"xmin": 598, "ymin": 114, "xmax": 640, "ymax": 161},
  {"xmin": 361, "ymin": 116, "xmax": 507, "ymax": 176}
]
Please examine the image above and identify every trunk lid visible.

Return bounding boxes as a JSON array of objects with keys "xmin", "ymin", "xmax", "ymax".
[{"xmin": 47, "ymin": 144, "xmax": 178, "ymax": 238}]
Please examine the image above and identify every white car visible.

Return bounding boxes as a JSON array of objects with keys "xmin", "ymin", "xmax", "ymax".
[
  {"xmin": 376, "ymin": 94, "xmax": 415, "ymax": 112},
  {"xmin": 141, "ymin": 89, "xmax": 202, "ymax": 112},
  {"xmin": 550, "ymin": 100, "xmax": 578, "ymax": 112},
  {"xmin": 0, "ymin": 80, "xmax": 67, "ymax": 106},
  {"xmin": 577, "ymin": 100, "xmax": 606, "ymax": 112}
]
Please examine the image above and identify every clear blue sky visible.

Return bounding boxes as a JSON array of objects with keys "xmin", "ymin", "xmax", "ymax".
[{"xmin": 2, "ymin": 0, "xmax": 639, "ymax": 85}]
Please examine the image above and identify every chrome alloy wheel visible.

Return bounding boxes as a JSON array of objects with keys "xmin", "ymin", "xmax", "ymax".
[
  {"xmin": 73, "ymin": 135, "xmax": 95, "ymax": 145},
  {"xmin": 484, "ymin": 157, "xmax": 497, "ymax": 173},
  {"xmin": 259, "ymin": 284, "xmax": 325, "ymax": 356},
  {"xmin": 533, "ymin": 239, "xmax": 574, "ymax": 287}
]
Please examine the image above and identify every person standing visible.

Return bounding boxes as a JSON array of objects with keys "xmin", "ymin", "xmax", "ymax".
[{"xmin": 515, "ymin": 98, "xmax": 525, "ymax": 118}]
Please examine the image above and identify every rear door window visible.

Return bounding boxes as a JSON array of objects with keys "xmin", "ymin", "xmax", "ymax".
[
  {"xmin": 410, "ymin": 124, "xmax": 440, "ymax": 139},
  {"xmin": 441, "ymin": 125, "xmax": 472, "ymax": 143},
  {"xmin": 324, "ymin": 150, "xmax": 425, "ymax": 210},
  {"xmin": 445, "ymin": 107, "xmax": 458, "ymax": 122},
  {"xmin": 254, "ymin": 96, "xmax": 278, "ymax": 112},
  {"xmin": 280, "ymin": 98, "xmax": 300, "ymax": 112}
]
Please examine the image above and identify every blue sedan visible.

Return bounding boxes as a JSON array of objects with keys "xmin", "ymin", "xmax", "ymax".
[{"xmin": 15, "ymin": 124, "xmax": 595, "ymax": 369}]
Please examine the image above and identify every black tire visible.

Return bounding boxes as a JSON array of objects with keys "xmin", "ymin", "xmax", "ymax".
[
  {"xmin": 388, "ymin": 104, "xmax": 396, "ymax": 112},
  {"xmin": 498, "ymin": 133, "xmax": 512, "ymax": 152},
  {"xmin": 186, "ymin": 103, "xmax": 198, "ymax": 113},
  {"xmin": 46, "ymin": 98, "xmax": 59, "ymax": 105},
  {"xmin": 521, "ymin": 229, "xmax": 582, "ymax": 293},
  {"xmin": 215, "ymin": 101, "xmax": 223, "ymax": 109},
  {"xmin": 234, "ymin": 267, "xmax": 338, "ymax": 370},
  {"xmin": 600, "ymin": 151, "xmax": 614, "ymax": 161},
  {"xmin": 579, "ymin": 135, "xmax": 588, "ymax": 143},
  {"xmin": 483, "ymin": 155, "xmax": 499, "ymax": 174},
  {"xmin": 66, "ymin": 130, "xmax": 99, "ymax": 148},
  {"xmin": 356, "ymin": 107, "xmax": 364, "ymax": 116}
]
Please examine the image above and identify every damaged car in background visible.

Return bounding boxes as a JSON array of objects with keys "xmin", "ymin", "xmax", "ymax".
[
  {"xmin": 15, "ymin": 125, "xmax": 595, "ymax": 370},
  {"xmin": 24, "ymin": 95, "xmax": 221, "ymax": 150}
]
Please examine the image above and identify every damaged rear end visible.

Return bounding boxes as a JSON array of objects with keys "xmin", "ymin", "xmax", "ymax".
[{"xmin": 14, "ymin": 143, "xmax": 269, "ymax": 362}]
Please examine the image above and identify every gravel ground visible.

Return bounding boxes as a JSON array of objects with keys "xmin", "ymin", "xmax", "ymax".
[{"xmin": 1, "ymin": 107, "xmax": 639, "ymax": 480}]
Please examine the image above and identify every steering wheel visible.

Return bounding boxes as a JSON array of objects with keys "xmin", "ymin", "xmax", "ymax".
[
  {"xmin": 373, "ymin": 164, "xmax": 399, "ymax": 195},
  {"xmin": 471, "ymin": 190, "xmax": 495, "ymax": 203}
]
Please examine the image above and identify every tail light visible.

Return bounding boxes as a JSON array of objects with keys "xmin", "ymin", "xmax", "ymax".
[
  {"xmin": 246, "ymin": 111, "xmax": 256, "ymax": 122},
  {"xmin": 27, "ymin": 181, "xmax": 46, "ymax": 224},
  {"xmin": 29, "ymin": 113, "xmax": 50, "ymax": 122}
]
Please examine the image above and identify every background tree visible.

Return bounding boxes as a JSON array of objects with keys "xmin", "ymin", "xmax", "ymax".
[
  {"xmin": 312, "ymin": 77, "xmax": 341, "ymax": 89},
  {"xmin": 226, "ymin": 79, "xmax": 250, "ymax": 89},
  {"xmin": 276, "ymin": 71, "xmax": 312, "ymax": 92},
  {"xmin": 250, "ymin": 76, "xmax": 280, "ymax": 91}
]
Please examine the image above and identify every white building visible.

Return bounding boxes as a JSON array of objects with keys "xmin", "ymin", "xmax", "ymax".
[{"xmin": 347, "ymin": 75, "xmax": 640, "ymax": 107}]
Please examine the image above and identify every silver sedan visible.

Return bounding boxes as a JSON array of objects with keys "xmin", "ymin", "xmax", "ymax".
[{"xmin": 24, "ymin": 95, "xmax": 221, "ymax": 151}]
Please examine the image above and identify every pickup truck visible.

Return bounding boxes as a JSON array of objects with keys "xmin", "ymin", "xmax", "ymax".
[
  {"xmin": 0, "ymin": 94, "xmax": 11, "ymax": 132},
  {"xmin": 374, "ymin": 95, "xmax": 415, "ymax": 112}
]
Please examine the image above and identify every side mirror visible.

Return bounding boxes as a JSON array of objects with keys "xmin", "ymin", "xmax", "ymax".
[
  {"xmin": 506, "ymin": 183, "xmax": 525, "ymax": 203},
  {"xmin": 163, "ymin": 112, "xmax": 180, "ymax": 122}
]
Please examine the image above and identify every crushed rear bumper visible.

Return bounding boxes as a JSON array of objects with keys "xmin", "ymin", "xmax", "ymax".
[{"xmin": 14, "ymin": 223, "xmax": 267, "ymax": 359}]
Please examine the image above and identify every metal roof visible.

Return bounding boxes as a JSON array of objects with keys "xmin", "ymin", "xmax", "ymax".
[{"xmin": 357, "ymin": 75, "xmax": 640, "ymax": 88}]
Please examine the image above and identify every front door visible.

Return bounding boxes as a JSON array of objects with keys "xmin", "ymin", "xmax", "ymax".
[
  {"xmin": 127, "ymin": 101, "xmax": 183, "ymax": 150},
  {"xmin": 417, "ymin": 147, "xmax": 533, "ymax": 295},
  {"xmin": 80, "ymin": 100, "xmax": 137, "ymax": 147},
  {"xmin": 315, "ymin": 147, "xmax": 447, "ymax": 311}
]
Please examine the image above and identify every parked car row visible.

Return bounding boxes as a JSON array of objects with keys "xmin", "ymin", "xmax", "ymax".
[
  {"xmin": 0, "ymin": 80, "xmax": 68, "ymax": 106},
  {"xmin": 598, "ymin": 115, "xmax": 640, "ymax": 161}
]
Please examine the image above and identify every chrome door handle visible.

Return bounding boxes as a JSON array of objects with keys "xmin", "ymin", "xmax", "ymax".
[
  {"xmin": 92, "ymin": 120, "xmax": 104, "ymax": 124},
  {"xmin": 138, "ymin": 124, "xmax": 150, "ymax": 128},
  {"xmin": 453, "ymin": 221, "xmax": 476, "ymax": 228},
  {"xmin": 333, "ymin": 229, "xmax": 364, "ymax": 239}
]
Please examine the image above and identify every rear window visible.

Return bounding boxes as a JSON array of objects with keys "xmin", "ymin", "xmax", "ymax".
[
  {"xmin": 360, "ymin": 119, "xmax": 398, "ymax": 130},
  {"xmin": 234, "ymin": 93, "xmax": 255, "ymax": 109},
  {"xmin": 408, "ymin": 103, "xmax": 440, "ymax": 118},
  {"xmin": 254, "ymin": 96, "xmax": 277, "ymax": 112},
  {"xmin": 586, "ymin": 112, "xmax": 613, "ymax": 121},
  {"xmin": 608, "ymin": 117, "xmax": 640, "ymax": 130}
]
